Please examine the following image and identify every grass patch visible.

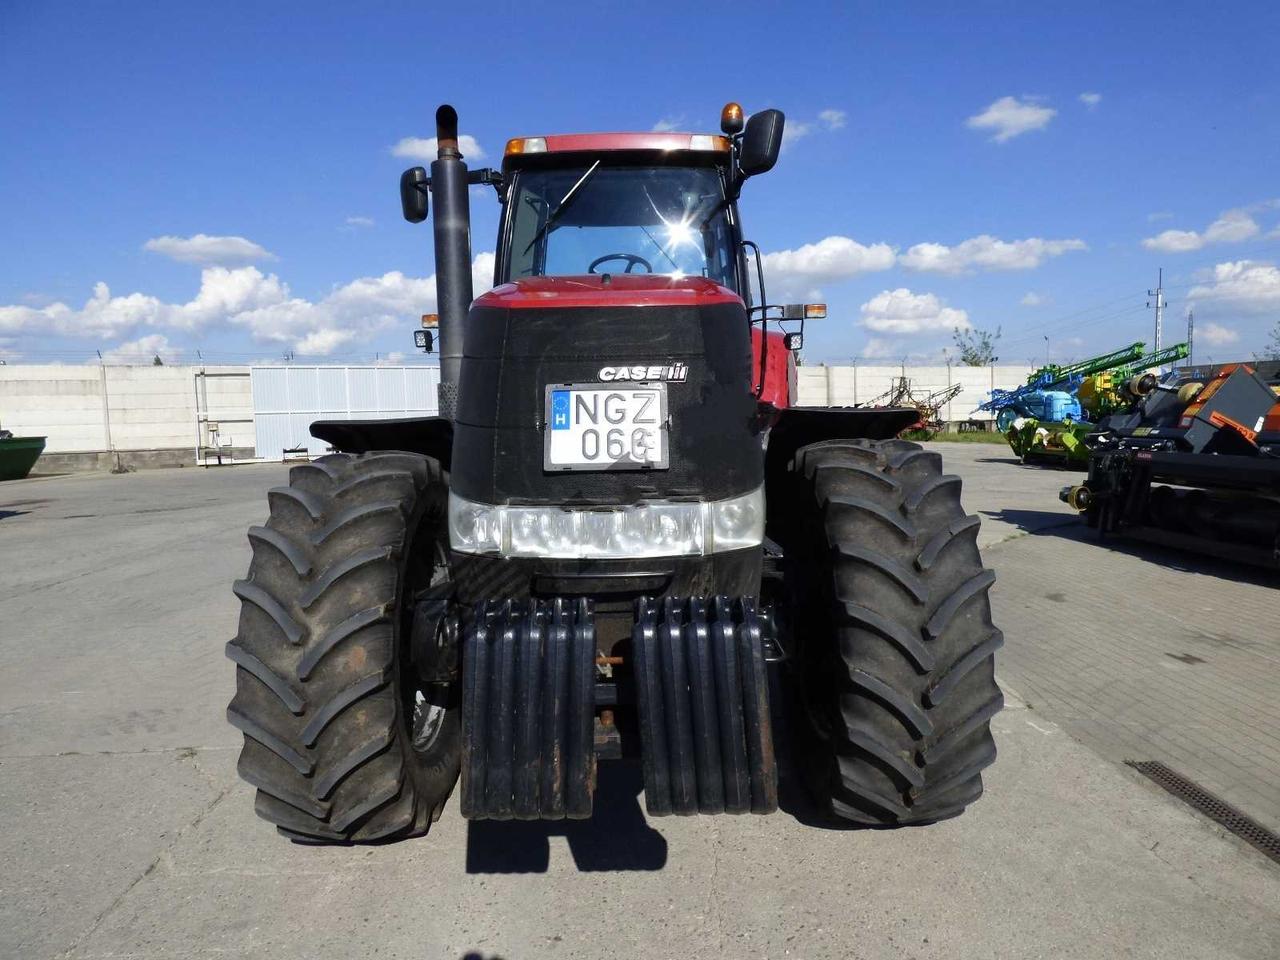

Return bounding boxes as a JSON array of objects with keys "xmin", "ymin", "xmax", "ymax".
[{"xmin": 914, "ymin": 430, "xmax": 1010, "ymax": 444}]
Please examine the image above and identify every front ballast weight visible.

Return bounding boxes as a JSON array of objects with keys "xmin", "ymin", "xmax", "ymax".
[
  {"xmin": 633, "ymin": 596, "xmax": 778, "ymax": 816},
  {"xmin": 459, "ymin": 595, "xmax": 779, "ymax": 821},
  {"xmin": 461, "ymin": 598, "xmax": 597, "ymax": 820}
]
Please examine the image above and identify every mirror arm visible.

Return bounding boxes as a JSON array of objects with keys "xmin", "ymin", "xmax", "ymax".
[
  {"xmin": 467, "ymin": 167, "xmax": 506, "ymax": 199},
  {"xmin": 742, "ymin": 240, "xmax": 770, "ymax": 398},
  {"xmin": 725, "ymin": 132, "xmax": 746, "ymax": 200}
]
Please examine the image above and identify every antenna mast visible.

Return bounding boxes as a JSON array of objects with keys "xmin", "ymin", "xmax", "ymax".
[{"xmin": 1147, "ymin": 268, "xmax": 1165, "ymax": 352}]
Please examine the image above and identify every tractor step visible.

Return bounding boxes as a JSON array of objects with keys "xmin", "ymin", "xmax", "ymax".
[
  {"xmin": 460, "ymin": 598, "xmax": 597, "ymax": 820},
  {"xmin": 632, "ymin": 596, "xmax": 778, "ymax": 816}
]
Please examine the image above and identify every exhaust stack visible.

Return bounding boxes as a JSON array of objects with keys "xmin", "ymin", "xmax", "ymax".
[{"xmin": 430, "ymin": 104, "xmax": 473, "ymax": 420}]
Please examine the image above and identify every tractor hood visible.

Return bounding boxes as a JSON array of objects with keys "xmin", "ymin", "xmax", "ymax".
[
  {"xmin": 452, "ymin": 274, "xmax": 760, "ymax": 508},
  {"xmin": 474, "ymin": 275, "xmax": 743, "ymax": 311}
]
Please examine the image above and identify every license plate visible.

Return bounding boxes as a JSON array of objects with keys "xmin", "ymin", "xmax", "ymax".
[{"xmin": 544, "ymin": 383, "xmax": 669, "ymax": 471}]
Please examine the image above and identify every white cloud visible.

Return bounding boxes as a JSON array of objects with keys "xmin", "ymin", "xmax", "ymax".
[
  {"xmin": 761, "ymin": 236, "xmax": 896, "ymax": 299},
  {"xmin": 859, "ymin": 288, "xmax": 971, "ymax": 334},
  {"xmin": 1199, "ymin": 322, "xmax": 1240, "ymax": 346},
  {"xmin": 1147, "ymin": 211, "xmax": 1174, "ymax": 222},
  {"xmin": 0, "ymin": 254, "xmax": 497, "ymax": 356},
  {"xmin": 1078, "ymin": 92, "xmax": 1102, "ymax": 108},
  {"xmin": 1021, "ymin": 292, "xmax": 1045, "ymax": 306},
  {"xmin": 391, "ymin": 135, "xmax": 486, "ymax": 162},
  {"xmin": 1142, "ymin": 208, "xmax": 1260, "ymax": 253},
  {"xmin": 818, "ymin": 109, "xmax": 847, "ymax": 130},
  {"xmin": 900, "ymin": 235, "xmax": 1086, "ymax": 274},
  {"xmin": 143, "ymin": 234, "xmax": 276, "ymax": 266},
  {"xmin": 1188, "ymin": 260, "xmax": 1280, "ymax": 312},
  {"xmin": 781, "ymin": 120, "xmax": 813, "ymax": 150},
  {"xmin": 99, "ymin": 334, "xmax": 180, "ymax": 364},
  {"xmin": 345, "ymin": 216, "xmax": 375, "ymax": 228},
  {"xmin": 471, "ymin": 251, "xmax": 496, "ymax": 297},
  {"xmin": 778, "ymin": 111, "xmax": 848, "ymax": 151},
  {"xmin": 966, "ymin": 96, "xmax": 1056, "ymax": 143},
  {"xmin": 862, "ymin": 337, "xmax": 898, "ymax": 359},
  {"xmin": 651, "ymin": 117, "xmax": 683, "ymax": 133}
]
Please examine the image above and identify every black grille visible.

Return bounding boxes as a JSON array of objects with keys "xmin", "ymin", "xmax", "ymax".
[
  {"xmin": 1126, "ymin": 760, "xmax": 1280, "ymax": 864},
  {"xmin": 452, "ymin": 301, "xmax": 762, "ymax": 505}
]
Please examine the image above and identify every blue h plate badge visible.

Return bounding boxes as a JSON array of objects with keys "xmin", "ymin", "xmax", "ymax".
[{"xmin": 551, "ymin": 390, "xmax": 571, "ymax": 430}]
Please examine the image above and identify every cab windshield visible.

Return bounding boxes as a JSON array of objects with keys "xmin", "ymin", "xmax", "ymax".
[{"xmin": 503, "ymin": 164, "xmax": 738, "ymax": 290}]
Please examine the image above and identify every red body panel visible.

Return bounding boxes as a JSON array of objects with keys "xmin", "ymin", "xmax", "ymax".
[
  {"xmin": 752, "ymin": 327, "xmax": 795, "ymax": 408},
  {"xmin": 474, "ymin": 275, "xmax": 742, "ymax": 310},
  {"xmin": 472, "ymin": 276, "xmax": 796, "ymax": 408},
  {"xmin": 521, "ymin": 132, "xmax": 730, "ymax": 156}
]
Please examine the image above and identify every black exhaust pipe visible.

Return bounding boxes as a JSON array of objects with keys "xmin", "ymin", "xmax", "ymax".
[{"xmin": 430, "ymin": 104, "xmax": 473, "ymax": 420}]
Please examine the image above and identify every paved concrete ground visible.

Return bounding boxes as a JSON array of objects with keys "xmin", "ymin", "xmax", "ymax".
[
  {"xmin": 1, "ymin": 454, "xmax": 1277, "ymax": 959},
  {"xmin": 934, "ymin": 442, "xmax": 1280, "ymax": 834}
]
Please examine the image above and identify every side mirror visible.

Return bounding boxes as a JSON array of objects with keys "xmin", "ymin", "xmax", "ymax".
[
  {"xmin": 739, "ymin": 109, "xmax": 785, "ymax": 178},
  {"xmin": 400, "ymin": 166, "xmax": 429, "ymax": 223}
]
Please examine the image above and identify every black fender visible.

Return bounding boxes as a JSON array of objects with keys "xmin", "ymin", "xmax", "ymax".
[
  {"xmin": 310, "ymin": 417, "xmax": 454, "ymax": 471},
  {"xmin": 763, "ymin": 405, "xmax": 918, "ymax": 543}
]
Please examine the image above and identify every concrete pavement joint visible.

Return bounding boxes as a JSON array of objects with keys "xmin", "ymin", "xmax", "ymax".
[
  {"xmin": 0, "ymin": 746, "xmax": 239, "ymax": 761},
  {"xmin": 55, "ymin": 771, "xmax": 235, "ymax": 960}
]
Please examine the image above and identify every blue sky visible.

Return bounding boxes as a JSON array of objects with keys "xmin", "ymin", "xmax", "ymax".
[{"xmin": 2, "ymin": 1, "xmax": 1278, "ymax": 366}]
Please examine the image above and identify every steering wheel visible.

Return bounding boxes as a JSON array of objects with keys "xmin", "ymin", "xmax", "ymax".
[{"xmin": 588, "ymin": 253, "xmax": 653, "ymax": 274}]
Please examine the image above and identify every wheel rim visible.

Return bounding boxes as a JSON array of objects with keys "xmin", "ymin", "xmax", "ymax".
[
  {"xmin": 399, "ymin": 516, "xmax": 456, "ymax": 758},
  {"xmin": 411, "ymin": 688, "xmax": 448, "ymax": 752}
]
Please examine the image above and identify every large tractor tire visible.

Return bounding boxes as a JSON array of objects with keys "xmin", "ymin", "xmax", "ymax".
[
  {"xmin": 785, "ymin": 439, "xmax": 1003, "ymax": 825},
  {"xmin": 226, "ymin": 451, "xmax": 460, "ymax": 843}
]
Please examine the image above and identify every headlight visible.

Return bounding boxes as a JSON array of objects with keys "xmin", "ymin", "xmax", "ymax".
[{"xmin": 448, "ymin": 488, "xmax": 764, "ymax": 558}]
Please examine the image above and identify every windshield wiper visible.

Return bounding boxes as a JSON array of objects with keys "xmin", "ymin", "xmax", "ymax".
[
  {"xmin": 523, "ymin": 161, "xmax": 602, "ymax": 255},
  {"xmin": 640, "ymin": 225, "xmax": 681, "ymax": 270}
]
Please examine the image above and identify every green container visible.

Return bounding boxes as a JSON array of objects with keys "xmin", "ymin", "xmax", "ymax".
[{"xmin": 0, "ymin": 436, "xmax": 46, "ymax": 481}]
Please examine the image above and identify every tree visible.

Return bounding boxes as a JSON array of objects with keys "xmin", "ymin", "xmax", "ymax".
[
  {"xmin": 1267, "ymin": 317, "xmax": 1280, "ymax": 360},
  {"xmin": 152, "ymin": 354, "xmax": 164, "ymax": 366},
  {"xmin": 953, "ymin": 326, "xmax": 1001, "ymax": 366}
]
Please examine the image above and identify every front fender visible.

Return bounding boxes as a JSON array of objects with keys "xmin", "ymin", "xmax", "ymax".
[{"xmin": 310, "ymin": 417, "xmax": 454, "ymax": 471}]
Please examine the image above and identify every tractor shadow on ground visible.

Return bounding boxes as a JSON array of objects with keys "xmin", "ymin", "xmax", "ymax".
[
  {"xmin": 981, "ymin": 507, "xmax": 1084, "ymax": 539},
  {"xmin": 464, "ymin": 760, "xmax": 668, "ymax": 873},
  {"xmin": 981, "ymin": 507, "xmax": 1279, "ymax": 587}
]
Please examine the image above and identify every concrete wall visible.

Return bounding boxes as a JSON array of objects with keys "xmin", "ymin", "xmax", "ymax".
[
  {"xmin": 796, "ymin": 364, "xmax": 1037, "ymax": 422},
  {"xmin": 2, "ymin": 361, "xmax": 1037, "ymax": 473},
  {"xmin": 0, "ymin": 364, "xmax": 252, "ymax": 455}
]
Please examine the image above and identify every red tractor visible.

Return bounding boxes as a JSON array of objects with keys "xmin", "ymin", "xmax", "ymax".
[{"xmin": 226, "ymin": 103, "xmax": 1003, "ymax": 842}]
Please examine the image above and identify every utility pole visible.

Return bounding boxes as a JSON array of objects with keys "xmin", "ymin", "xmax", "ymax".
[
  {"xmin": 1044, "ymin": 335, "xmax": 1050, "ymax": 368},
  {"xmin": 1185, "ymin": 307, "xmax": 1194, "ymax": 367},
  {"xmin": 1147, "ymin": 268, "xmax": 1165, "ymax": 352}
]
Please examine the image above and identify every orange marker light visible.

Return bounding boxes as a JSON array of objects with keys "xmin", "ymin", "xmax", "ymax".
[
  {"xmin": 505, "ymin": 137, "xmax": 547, "ymax": 156},
  {"xmin": 804, "ymin": 304, "xmax": 827, "ymax": 319},
  {"xmin": 421, "ymin": 313, "xmax": 439, "ymax": 328},
  {"xmin": 720, "ymin": 102, "xmax": 745, "ymax": 135}
]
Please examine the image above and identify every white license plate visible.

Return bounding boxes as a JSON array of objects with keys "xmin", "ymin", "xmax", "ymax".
[{"xmin": 544, "ymin": 383, "xmax": 669, "ymax": 471}]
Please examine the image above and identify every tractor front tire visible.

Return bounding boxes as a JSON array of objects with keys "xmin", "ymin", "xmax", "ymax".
[
  {"xmin": 226, "ymin": 451, "xmax": 460, "ymax": 843},
  {"xmin": 786, "ymin": 439, "xmax": 1003, "ymax": 825}
]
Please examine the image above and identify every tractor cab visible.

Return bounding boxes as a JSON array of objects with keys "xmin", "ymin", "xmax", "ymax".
[{"xmin": 499, "ymin": 133, "xmax": 741, "ymax": 290}]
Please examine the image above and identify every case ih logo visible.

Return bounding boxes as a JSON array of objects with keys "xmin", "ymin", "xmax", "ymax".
[{"xmin": 598, "ymin": 363, "xmax": 688, "ymax": 383}]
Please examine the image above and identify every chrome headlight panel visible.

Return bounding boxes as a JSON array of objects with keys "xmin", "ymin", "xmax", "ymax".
[{"xmin": 448, "ymin": 488, "xmax": 764, "ymax": 558}]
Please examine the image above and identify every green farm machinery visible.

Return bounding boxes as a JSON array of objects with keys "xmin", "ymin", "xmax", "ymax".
[{"xmin": 981, "ymin": 342, "xmax": 1190, "ymax": 467}]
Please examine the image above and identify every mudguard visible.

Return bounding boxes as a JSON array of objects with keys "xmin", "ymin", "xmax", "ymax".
[
  {"xmin": 309, "ymin": 416, "xmax": 453, "ymax": 470},
  {"xmin": 763, "ymin": 405, "xmax": 919, "ymax": 540}
]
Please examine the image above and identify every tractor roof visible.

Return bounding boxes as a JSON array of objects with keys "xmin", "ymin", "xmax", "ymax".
[{"xmin": 503, "ymin": 132, "xmax": 731, "ymax": 169}]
